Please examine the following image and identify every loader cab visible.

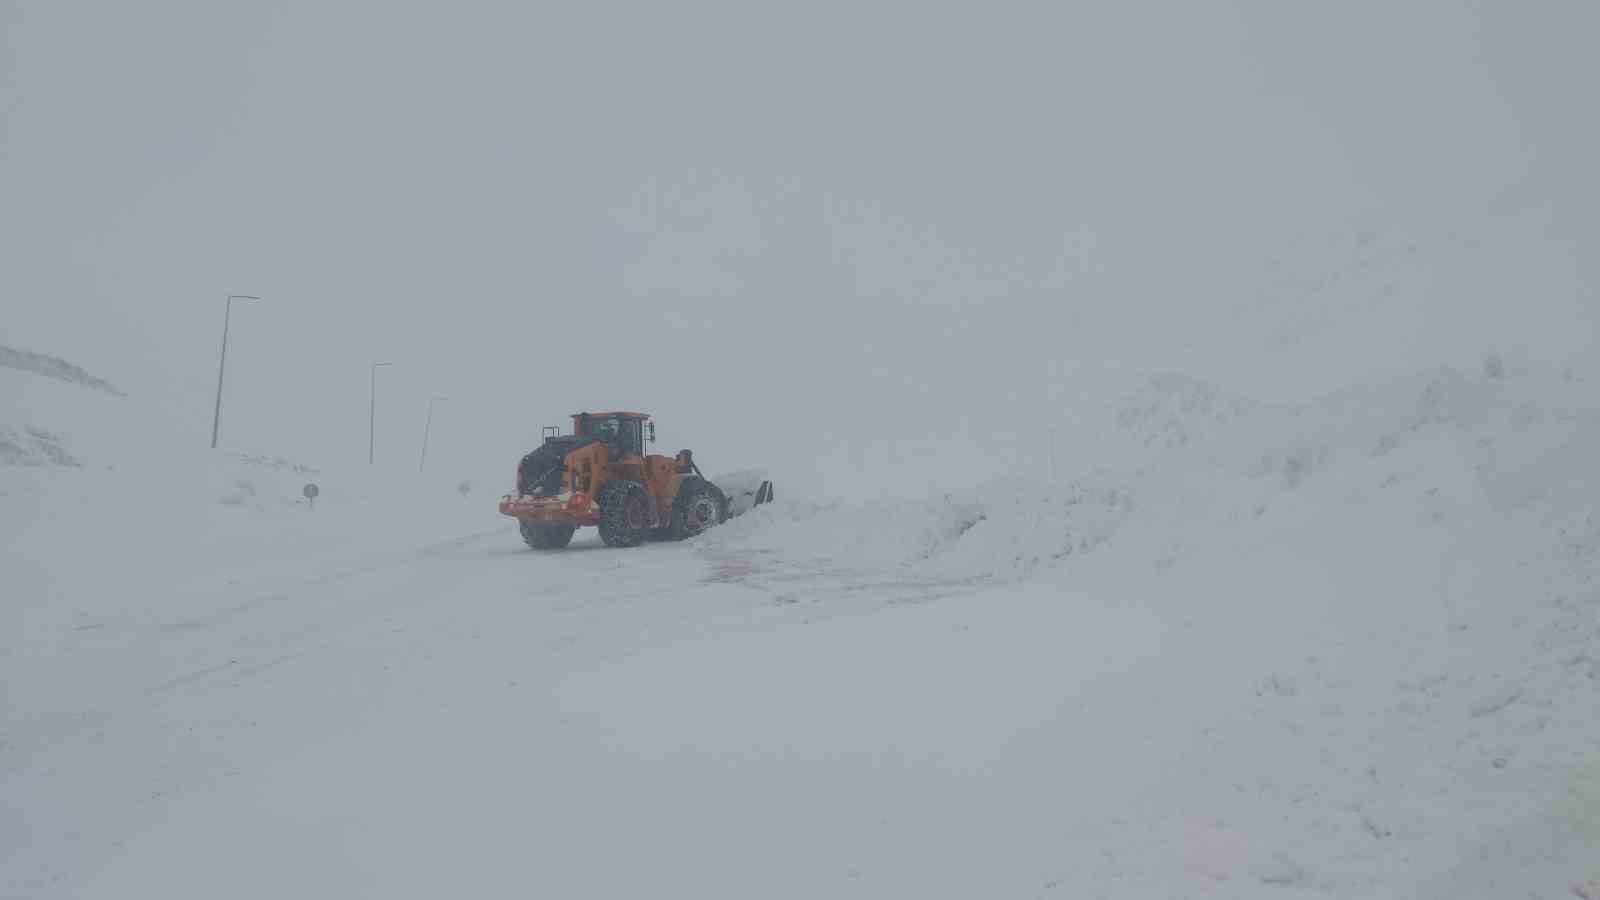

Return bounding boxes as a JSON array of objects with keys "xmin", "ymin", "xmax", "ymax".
[{"xmin": 573, "ymin": 411, "xmax": 651, "ymax": 458}]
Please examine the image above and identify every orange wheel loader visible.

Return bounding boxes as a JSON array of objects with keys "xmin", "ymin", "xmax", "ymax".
[{"xmin": 498, "ymin": 411, "xmax": 773, "ymax": 550}]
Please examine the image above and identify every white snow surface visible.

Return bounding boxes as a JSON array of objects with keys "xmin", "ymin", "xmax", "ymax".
[{"xmin": 6, "ymin": 331, "xmax": 1600, "ymax": 893}]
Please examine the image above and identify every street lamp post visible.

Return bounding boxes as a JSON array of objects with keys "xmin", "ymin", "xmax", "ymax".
[
  {"xmin": 210, "ymin": 294, "xmax": 260, "ymax": 449},
  {"xmin": 419, "ymin": 395, "xmax": 445, "ymax": 472},
  {"xmin": 1049, "ymin": 427, "xmax": 1056, "ymax": 483},
  {"xmin": 369, "ymin": 362, "xmax": 392, "ymax": 464}
]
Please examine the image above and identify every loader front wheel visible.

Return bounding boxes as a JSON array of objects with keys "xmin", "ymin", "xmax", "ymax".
[
  {"xmin": 598, "ymin": 480, "xmax": 651, "ymax": 548},
  {"xmin": 520, "ymin": 521, "xmax": 576, "ymax": 550},
  {"xmin": 670, "ymin": 479, "xmax": 726, "ymax": 540}
]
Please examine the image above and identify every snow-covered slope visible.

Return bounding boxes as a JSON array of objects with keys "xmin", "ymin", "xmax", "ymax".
[
  {"xmin": 0, "ymin": 346, "xmax": 125, "ymax": 397},
  {"xmin": 557, "ymin": 357, "xmax": 1600, "ymax": 896},
  {"xmin": 1, "ymin": 359, "xmax": 497, "ymax": 776}
]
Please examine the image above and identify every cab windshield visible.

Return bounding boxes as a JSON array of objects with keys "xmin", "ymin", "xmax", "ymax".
[{"xmin": 584, "ymin": 417, "xmax": 643, "ymax": 455}]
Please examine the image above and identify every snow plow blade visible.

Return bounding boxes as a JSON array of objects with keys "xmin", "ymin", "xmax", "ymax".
[{"xmin": 715, "ymin": 470, "xmax": 774, "ymax": 519}]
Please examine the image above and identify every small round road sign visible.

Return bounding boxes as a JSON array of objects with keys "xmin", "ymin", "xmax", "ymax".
[{"xmin": 303, "ymin": 483, "xmax": 320, "ymax": 508}]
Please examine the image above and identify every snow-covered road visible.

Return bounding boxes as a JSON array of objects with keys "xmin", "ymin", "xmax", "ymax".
[
  {"xmin": 8, "ymin": 526, "xmax": 779, "ymax": 895},
  {"xmin": 4, "ymin": 515, "xmax": 1300, "ymax": 899}
]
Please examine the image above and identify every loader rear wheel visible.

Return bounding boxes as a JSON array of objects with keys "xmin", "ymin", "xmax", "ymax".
[
  {"xmin": 598, "ymin": 480, "xmax": 651, "ymax": 548},
  {"xmin": 670, "ymin": 479, "xmax": 726, "ymax": 540},
  {"xmin": 520, "ymin": 521, "xmax": 575, "ymax": 550}
]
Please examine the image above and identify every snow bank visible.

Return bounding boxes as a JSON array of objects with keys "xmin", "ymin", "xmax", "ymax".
[
  {"xmin": 0, "ymin": 425, "xmax": 81, "ymax": 467},
  {"xmin": 1115, "ymin": 372, "xmax": 1258, "ymax": 451},
  {"xmin": 674, "ymin": 355, "xmax": 1600, "ymax": 893},
  {"xmin": 703, "ymin": 473, "xmax": 1134, "ymax": 585}
]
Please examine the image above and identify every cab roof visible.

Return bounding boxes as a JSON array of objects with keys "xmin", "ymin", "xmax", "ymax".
[{"xmin": 572, "ymin": 411, "xmax": 650, "ymax": 420}]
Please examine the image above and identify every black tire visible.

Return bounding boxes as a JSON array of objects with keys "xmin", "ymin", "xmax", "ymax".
[
  {"xmin": 520, "ymin": 520, "xmax": 576, "ymax": 550},
  {"xmin": 670, "ymin": 478, "xmax": 727, "ymax": 540},
  {"xmin": 597, "ymin": 480, "xmax": 651, "ymax": 548}
]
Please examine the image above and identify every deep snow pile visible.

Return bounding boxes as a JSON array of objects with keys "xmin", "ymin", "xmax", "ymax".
[
  {"xmin": 0, "ymin": 425, "xmax": 80, "ymax": 467},
  {"xmin": 1081, "ymin": 360, "xmax": 1600, "ymax": 894},
  {"xmin": 705, "ymin": 475, "xmax": 1134, "ymax": 585},
  {"xmin": 689, "ymin": 356, "xmax": 1600, "ymax": 894},
  {"xmin": 1115, "ymin": 372, "xmax": 1258, "ymax": 451}
]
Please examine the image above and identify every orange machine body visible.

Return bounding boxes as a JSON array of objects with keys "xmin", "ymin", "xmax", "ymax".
[{"xmin": 498, "ymin": 412, "xmax": 690, "ymax": 529}]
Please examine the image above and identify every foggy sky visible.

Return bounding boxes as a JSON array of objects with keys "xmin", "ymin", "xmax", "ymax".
[{"xmin": 4, "ymin": 0, "xmax": 1596, "ymax": 495}]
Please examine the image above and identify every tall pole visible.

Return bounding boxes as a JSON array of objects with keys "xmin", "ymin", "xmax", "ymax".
[
  {"xmin": 210, "ymin": 294, "xmax": 260, "ymax": 449},
  {"xmin": 369, "ymin": 362, "xmax": 392, "ymax": 464},
  {"xmin": 419, "ymin": 396, "xmax": 444, "ymax": 472},
  {"xmin": 1049, "ymin": 427, "xmax": 1056, "ymax": 483}
]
